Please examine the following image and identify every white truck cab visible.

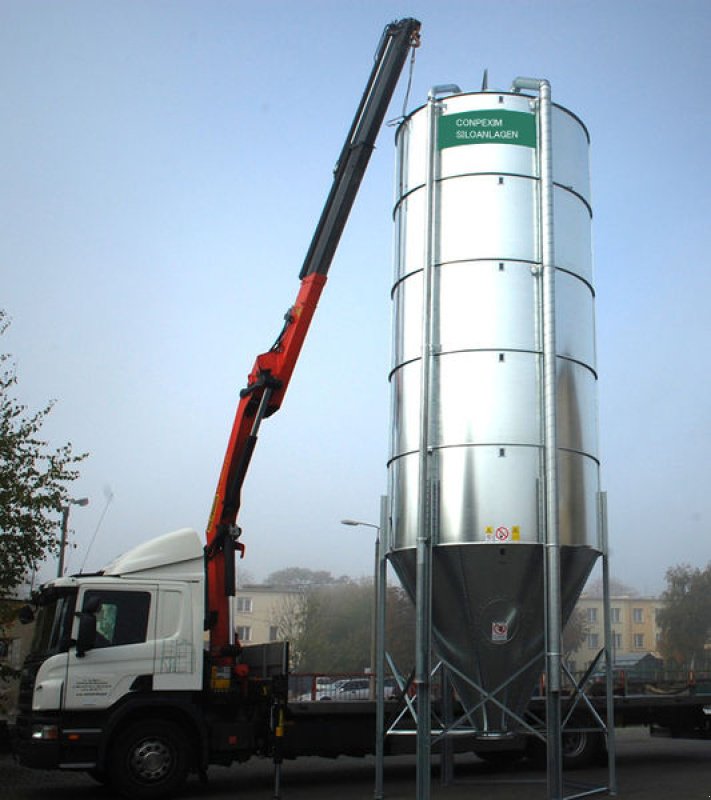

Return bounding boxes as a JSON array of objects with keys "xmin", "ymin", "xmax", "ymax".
[{"xmin": 31, "ymin": 529, "xmax": 204, "ymax": 716}]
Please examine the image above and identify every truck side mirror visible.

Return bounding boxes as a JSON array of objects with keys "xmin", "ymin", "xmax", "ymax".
[
  {"xmin": 82, "ymin": 595, "xmax": 102, "ymax": 614},
  {"xmin": 17, "ymin": 605, "xmax": 35, "ymax": 624},
  {"xmin": 74, "ymin": 612, "xmax": 97, "ymax": 658}
]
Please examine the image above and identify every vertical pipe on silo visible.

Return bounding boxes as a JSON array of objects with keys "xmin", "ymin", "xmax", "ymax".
[
  {"xmin": 413, "ymin": 87, "xmax": 442, "ymax": 800},
  {"xmin": 539, "ymin": 78, "xmax": 564, "ymax": 800},
  {"xmin": 513, "ymin": 74, "xmax": 563, "ymax": 799}
]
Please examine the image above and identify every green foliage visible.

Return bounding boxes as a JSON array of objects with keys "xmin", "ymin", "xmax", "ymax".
[
  {"xmin": 0, "ymin": 600, "xmax": 27, "ymax": 686},
  {"xmin": 0, "ymin": 601, "xmax": 17, "ymax": 684},
  {"xmin": 296, "ymin": 581, "xmax": 372, "ymax": 673},
  {"xmin": 0, "ymin": 311, "xmax": 87, "ymax": 596},
  {"xmin": 562, "ymin": 608, "xmax": 588, "ymax": 659},
  {"xmin": 657, "ymin": 563, "xmax": 711, "ymax": 667},
  {"xmin": 291, "ymin": 580, "xmax": 415, "ymax": 675},
  {"xmin": 384, "ymin": 586, "xmax": 415, "ymax": 674}
]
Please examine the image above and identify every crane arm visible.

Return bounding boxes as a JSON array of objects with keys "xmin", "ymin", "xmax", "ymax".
[{"xmin": 205, "ymin": 18, "xmax": 421, "ymax": 653}]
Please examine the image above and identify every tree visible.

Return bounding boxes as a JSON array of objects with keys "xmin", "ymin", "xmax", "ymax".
[
  {"xmin": 0, "ymin": 311, "xmax": 87, "ymax": 598},
  {"xmin": 384, "ymin": 585, "xmax": 415, "ymax": 675},
  {"xmin": 583, "ymin": 576, "xmax": 639, "ymax": 598},
  {"xmin": 264, "ymin": 566, "xmax": 349, "ymax": 587},
  {"xmin": 657, "ymin": 563, "xmax": 711, "ymax": 668},
  {"xmin": 269, "ymin": 589, "xmax": 308, "ymax": 668},
  {"xmin": 562, "ymin": 608, "xmax": 588, "ymax": 662},
  {"xmin": 296, "ymin": 580, "xmax": 371, "ymax": 673},
  {"xmin": 284, "ymin": 579, "xmax": 416, "ymax": 675}
]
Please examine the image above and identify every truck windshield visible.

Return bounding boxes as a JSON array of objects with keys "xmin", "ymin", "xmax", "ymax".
[{"xmin": 29, "ymin": 589, "xmax": 77, "ymax": 658}]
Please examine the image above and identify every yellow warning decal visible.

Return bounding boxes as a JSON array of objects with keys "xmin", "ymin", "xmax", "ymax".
[{"xmin": 512, "ymin": 526, "xmax": 521, "ymax": 541}]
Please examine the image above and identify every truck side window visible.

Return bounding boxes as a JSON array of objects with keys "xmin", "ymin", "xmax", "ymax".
[{"xmin": 82, "ymin": 590, "xmax": 150, "ymax": 648}]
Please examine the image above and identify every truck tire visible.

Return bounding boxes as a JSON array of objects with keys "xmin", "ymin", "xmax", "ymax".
[
  {"xmin": 109, "ymin": 719, "xmax": 190, "ymax": 800},
  {"xmin": 561, "ymin": 730, "xmax": 603, "ymax": 769},
  {"xmin": 525, "ymin": 730, "xmax": 604, "ymax": 770}
]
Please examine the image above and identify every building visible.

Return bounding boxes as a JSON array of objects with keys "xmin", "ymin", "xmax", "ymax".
[
  {"xmin": 570, "ymin": 595, "xmax": 664, "ymax": 672},
  {"xmin": 231, "ymin": 585, "xmax": 305, "ymax": 646}
]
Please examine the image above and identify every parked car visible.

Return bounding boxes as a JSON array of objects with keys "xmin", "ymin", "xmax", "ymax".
[
  {"xmin": 297, "ymin": 677, "xmax": 400, "ymax": 702},
  {"xmin": 294, "ymin": 678, "xmax": 349, "ymax": 702}
]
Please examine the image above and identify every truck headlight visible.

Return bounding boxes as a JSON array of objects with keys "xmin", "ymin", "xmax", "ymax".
[{"xmin": 31, "ymin": 725, "xmax": 59, "ymax": 740}]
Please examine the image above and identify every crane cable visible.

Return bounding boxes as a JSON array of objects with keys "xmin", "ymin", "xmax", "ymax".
[{"xmin": 388, "ymin": 37, "xmax": 420, "ymax": 127}]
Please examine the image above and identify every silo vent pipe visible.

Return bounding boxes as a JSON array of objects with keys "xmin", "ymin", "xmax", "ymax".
[
  {"xmin": 510, "ymin": 76, "xmax": 548, "ymax": 93},
  {"xmin": 428, "ymin": 83, "xmax": 461, "ymax": 100}
]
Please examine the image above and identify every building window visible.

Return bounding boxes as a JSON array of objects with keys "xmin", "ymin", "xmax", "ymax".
[
  {"xmin": 613, "ymin": 633, "xmax": 622, "ymax": 650},
  {"xmin": 610, "ymin": 607, "xmax": 621, "ymax": 624},
  {"xmin": 585, "ymin": 607, "xmax": 598, "ymax": 624},
  {"xmin": 236, "ymin": 597, "xmax": 253, "ymax": 613},
  {"xmin": 587, "ymin": 633, "xmax": 599, "ymax": 649},
  {"xmin": 269, "ymin": 626, "xmax": 279, "ymax": 642},
  {"xmin": 633, "ymin": 607, "xmax": 644, "ymax": 624},
  {"xmin": 236, "ymin": 626, "xmax": 252, "ymax": 642},
  {"xmin": 634, "ymin": 633, "xmax": 644, "ymax": 649}
]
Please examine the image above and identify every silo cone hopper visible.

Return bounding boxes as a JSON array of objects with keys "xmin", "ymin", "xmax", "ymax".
[
  {"xmin": 388, "ymin": 87, "xmax": 601, "ymax": 733},
  {"xmin": 390, "ymin": 544, "xmax": 598, "ymax": 732}
]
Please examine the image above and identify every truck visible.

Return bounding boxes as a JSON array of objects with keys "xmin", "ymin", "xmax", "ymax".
[
  {"xmin": 12, "ymin": 528, "xmax": 392, "ymax": 797},
  {"xmin": 11, "ymin": 17, "xmax": 422, "ymax": 800}
]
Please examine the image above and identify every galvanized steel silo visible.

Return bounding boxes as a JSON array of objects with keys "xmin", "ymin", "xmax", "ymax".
[{"xmin": 388, "ymin": 88, "xmax": 600, "ymax": 732}]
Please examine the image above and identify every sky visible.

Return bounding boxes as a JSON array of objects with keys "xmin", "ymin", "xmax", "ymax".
[{"xmin": 2, "ymin": 0, "xmax": 710, "ymax": 595}]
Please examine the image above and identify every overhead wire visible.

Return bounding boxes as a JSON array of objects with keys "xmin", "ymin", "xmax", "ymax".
[{"xmin": 79, "ymin": 486, "xmax": 114, "ymax": 573}]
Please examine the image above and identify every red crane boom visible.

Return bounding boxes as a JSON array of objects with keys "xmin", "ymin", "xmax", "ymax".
[{"xmin": 205, "ymin": 18, "xmax": 421, "ymax": 660}]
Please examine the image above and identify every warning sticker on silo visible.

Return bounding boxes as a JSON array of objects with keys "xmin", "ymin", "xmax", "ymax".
[
  {"xmin": 495, "ymin": 526, "xmax": 510, "ymax": 542},
  {"xmin": 438, "ymin": 110, "xmax": 536, "ymax": 150},
  {"xmin": 492, "ymin": 622, "xmax": 509, "ymax": 643}
]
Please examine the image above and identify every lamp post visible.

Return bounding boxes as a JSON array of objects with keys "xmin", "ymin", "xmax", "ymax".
[
  {"xmin": 57, "ymin": 497, "xmax": 89, "ymax": 578},
  {"xmin": 341, "ymin": 516, "xmax": 380, "ymax": 674},
  {"xmin": 342, "ymin": 496, "xmax": 388, "ymax": 799}
]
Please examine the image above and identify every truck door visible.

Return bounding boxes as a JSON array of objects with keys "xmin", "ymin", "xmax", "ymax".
[{"xmin": 63, "ymin": 584, "xmax": 158, "ymax": 711}]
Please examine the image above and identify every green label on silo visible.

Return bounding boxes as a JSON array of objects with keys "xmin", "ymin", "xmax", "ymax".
[{"xmin": 438, "ymin": 110, "xmax": 537, "ymax": 149}]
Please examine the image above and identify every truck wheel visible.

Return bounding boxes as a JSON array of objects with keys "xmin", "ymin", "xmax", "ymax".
[
  {"xmin": 561, "ymin": 730, "xmax": 602, "ymax": 769},
  {"xmin": 109, "ymin": 720, "xmax": 190, "ymax": 799},
  {"xmin": 525, "ymin": 730, "xmax": 604, "ymax": 770}
]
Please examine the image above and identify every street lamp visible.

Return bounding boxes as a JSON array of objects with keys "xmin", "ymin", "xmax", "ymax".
[
  {"xmin": 341, "ymin": 496, "xmax": 389, "ymax": 799},
  {"xmin": 341, "ymin": 519, "xmax": 379, "ymax": 531},
  {"xmin": 57, "ymin": 497, "xmax": 89, "ymax": 578},
  {"xmin": 341, "ymin": 517, "xmax": 381, "ymax": 584},
  {"xmin": 341, "ymin": 517, "xmax": 381, "ymax": 674}
]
